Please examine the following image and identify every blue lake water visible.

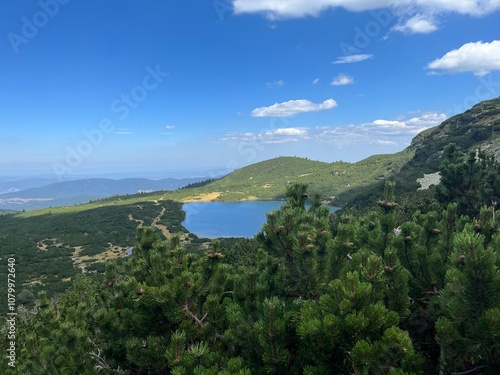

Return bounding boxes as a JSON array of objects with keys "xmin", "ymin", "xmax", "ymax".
[{"xmin": 182, "ymin": 201, "xmax": 338, "ymax": 239}]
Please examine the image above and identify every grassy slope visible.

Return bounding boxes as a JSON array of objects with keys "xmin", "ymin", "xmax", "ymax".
[
  {"xmin": 14, "ymin": 149, "xmax": 412, "ymax": 218},
  {"xmin": 186, "ymin": 150, "xmax": 414, "ymax": 205}
]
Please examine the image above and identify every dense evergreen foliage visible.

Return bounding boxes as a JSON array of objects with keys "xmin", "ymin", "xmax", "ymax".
[
  {"xmin": 2, "ymin": 168, "xmax": 500, "ymax": 374},
  {"xmin": 436, "ymin": 143, "xmax": 500, "ymax": 218},
  {"xmin": 0, "ymin": 200, "xmax": 199, "ymax": 311}
]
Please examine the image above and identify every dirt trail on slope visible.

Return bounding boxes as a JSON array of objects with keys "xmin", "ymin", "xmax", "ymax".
[
  {"xmin": 127, "ymin": 202, "xmax": 191, "ymax": 244},
  {"xmin": 128, "ymin": 203, "xmax": 181, "ymax": 241},
  {"xmin": 128, "ymin": 214, "xmax": 145, "ymax": 226},
  {"xmin": 151, "ymin": 206, "xmax": 172, "ymax": 240}
]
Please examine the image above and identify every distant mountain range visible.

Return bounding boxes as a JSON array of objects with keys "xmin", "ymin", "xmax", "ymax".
[{"xmin": 0, "ymin": 177, "xmax": 208, "ymax": 211}]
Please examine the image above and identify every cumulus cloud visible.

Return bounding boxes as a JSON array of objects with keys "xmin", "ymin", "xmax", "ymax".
[
  {"xmin": 393, "ymin": 14, "xmax": 438, "ymax": 34},
  {"xmin": 267, "ymin": 128, "xmax": 307, "ymax": 136},
  {"xmin": 333, "ymin": 54, "xmax": 374, "ymax": 64},
  {"xmin": 331, "ymin": 74, "xmax": 354, "ymax": 86},
  {"xmin": 406, "ymin": 113, "xmax": 448, "ymax": 127},
  {"xmin": 316, "ymin": 111, "xmax": 446, "ymax": 147},
  {"xmin": 371, "ymin": 140, "xmax": 398, "ymax": 145},
  {"xmin": 428, "ymin": 40, "xmax": 500, "ymax": 76},
  {"xmin": 369, "ymin": 113, "xmax": 447, "ymax": 135},
  {"xmin": 222, "ymin": 111, "xmax": 447, "ymax": 147},
  {"xmin": 251, "ymin": 98, "xmax": 337, "ymax": 117},
  {"xmin": 232, "ymin": 0, "xmax": 500, "ymax": 19}
]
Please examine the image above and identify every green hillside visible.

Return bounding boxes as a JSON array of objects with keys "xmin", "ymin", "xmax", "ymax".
[{"xmin": 188, "ymin": 150, "xmax": 414, "ymax": 205}]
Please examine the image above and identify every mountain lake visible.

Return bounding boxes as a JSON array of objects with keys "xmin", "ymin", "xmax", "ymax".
[{"xmin": 182, "ymin": 200, "xmax": 339, "ymax": 238}]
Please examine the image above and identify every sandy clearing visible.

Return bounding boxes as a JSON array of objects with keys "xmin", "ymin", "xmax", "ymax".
[
  {"xmin": 181, "ymin": 192, "xmax": 222, "ymax": 202},
  {"xmin": 72, "ymin": 243, "xmax": 129, "ymax": 273},
  {"xmin": 37, "ymin": 238, "xmax": 64, "ymax": 251}
]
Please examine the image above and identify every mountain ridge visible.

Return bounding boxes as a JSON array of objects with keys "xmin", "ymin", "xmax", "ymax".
[{"xmin": 0, "ymin": 177, "xmax": 208, "ymax": 211}]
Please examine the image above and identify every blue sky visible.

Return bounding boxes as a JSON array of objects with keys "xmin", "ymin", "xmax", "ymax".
[{"xmin": 1, "ymin": 0, "xmax": 500, "ymax": 179}]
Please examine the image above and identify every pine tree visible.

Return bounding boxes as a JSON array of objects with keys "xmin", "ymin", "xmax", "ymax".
[
  {"xmin": 255, "ymin": 183, "xmax": 330, "ymax": 299},
  {"xmin": 0, "ymin": 275, "xmax": 102, "ymax": 374},
  {"xmin": 95, "ymin": 227, "xmax": 246, "ymax": 374},
  {"xmin": 436, "ymin": 231, "xmax": 500, "ymax": 373},
  {"xmin": 436, "ymin": 143, "xmax": 500, "ymax": 217}
]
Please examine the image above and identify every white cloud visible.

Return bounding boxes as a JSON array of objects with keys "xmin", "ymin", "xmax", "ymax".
[
  {"xmin": 232, "ymin": 0, "xmax": 500, "ymax": 19},
  {"xmin": 428, "ymin": 40, "xmax": 500, "ymax": 76},
  {"xmin": 365, "ymin": 113, "xmax": 446, "ymax": 136},
  {"xmin": 406, "ymin": 113, "xmax": 448, "ymax": 127},
  {"xmin": 266, "ymin": 128, "xmax": 307, "ymax": 136},
  {"xmin": 222, "ymin": 111, "xmax": 447, "ymax": 147},
  {"xmin": 222, "ymin": 127, "xmax": 309, "ymax": 144},
  {"xmin": 371, "ymin": 140, "xmax": 398, "ymax": 145},
  {"xmin": 371, "ymin": 112, "xmax": 446, "ymax": 134},
  {"xmin": 333, "ymin": 54, "xmax": 374, "ymax": 64},
  {"xmin": 312, "ymin": 78, "xmax": 320, "ymax": 84},
  {"xmin": 373, "ymin": 119, "xmax": 406, "ymax": 128},
  {"xmin": 266, "ymin": 80, "xmax": 285, "ymax": 88},
  {"xmin": 165, "ymin": 125, "xmax": 176, "ymax": 130},
  {"xmin": 251, "ymin": 98, "xmax": 337, "ymax": 117},
  {"xmin": 331, "ymin": 74, "xmax": 354, "ymax": 86},
  {"xmin": 317, "ymin": 111, "xmax": 446, "ymax": 147},
  {"xmin": 393, "ymin": 14, "xmax": 438, "ymax": 34}
]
